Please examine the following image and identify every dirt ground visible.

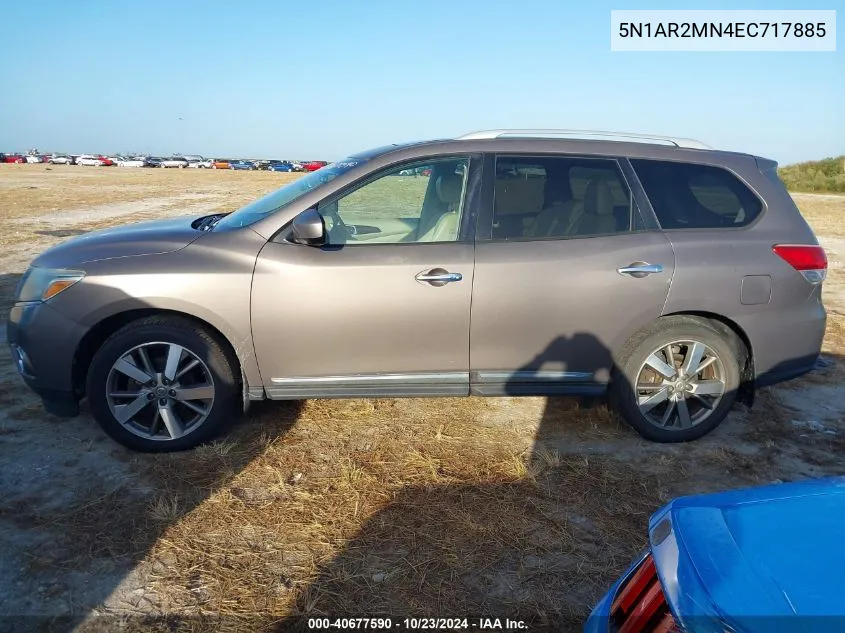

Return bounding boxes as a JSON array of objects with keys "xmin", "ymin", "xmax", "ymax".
[{"xmin": 1, "ymin": 164, "xmax": 844, "ymax": 632}]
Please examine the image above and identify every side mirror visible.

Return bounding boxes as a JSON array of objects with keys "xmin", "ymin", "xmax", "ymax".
[{"xmin": 290, "ymin": 208, "xmax": 326, "ymax": 245}]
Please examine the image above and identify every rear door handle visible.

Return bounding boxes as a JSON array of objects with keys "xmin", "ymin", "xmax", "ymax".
[
  {"xmin": 617, "ymin": 262, "xmax": 664, "ymax": 278},
  {"xmin": 415, "ymin": 268, "xmax": 463, "ymax": 287}
]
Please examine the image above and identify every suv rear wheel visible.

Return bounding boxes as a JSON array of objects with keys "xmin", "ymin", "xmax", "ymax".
[
  {"xmin": 611, "ymin": 317, "xmax": 742, "ymax": 442},
  {"xmin": 86, "ymin": 316, "xmax": 239, "ymax": 452}
]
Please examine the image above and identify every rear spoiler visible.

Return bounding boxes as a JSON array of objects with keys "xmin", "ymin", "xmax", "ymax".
[{"xmin": 754, "ymin": 156, "xmax": 778, "ymax": 172}]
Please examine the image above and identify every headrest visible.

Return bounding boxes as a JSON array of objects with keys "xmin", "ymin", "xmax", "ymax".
[
  {"xmin": 584, "ymin": 180, "xmax": 614, "ymax": 216},
  {"xmin": 436, "ymin": 173, "xmax": 463, "ymax": 207}
]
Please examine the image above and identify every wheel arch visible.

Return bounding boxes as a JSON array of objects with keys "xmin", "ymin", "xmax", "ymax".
[
  {"xmin": 72, "ymin": 309, "xmax": 248, "ymax": 400},
  {"xmin": 658, "ymin": 310, "xmax": 755, "ymax": 405}
]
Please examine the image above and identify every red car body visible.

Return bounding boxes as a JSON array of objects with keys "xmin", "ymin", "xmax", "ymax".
[
  {"xmin": 3, "ymin": 154, "xmax": 25, "ymax": 164},
  {"xmin": 302, "ymin": 160, "xmax": 328, "ymax": 172},
  {"xmin": 98, "ymin": 156, "xmax": 115, "ymax": 166}
]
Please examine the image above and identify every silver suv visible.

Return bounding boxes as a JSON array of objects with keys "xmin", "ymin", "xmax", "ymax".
[{"xmin": 7, "ymin": 130, "xmax": 828, "ymax": 451}]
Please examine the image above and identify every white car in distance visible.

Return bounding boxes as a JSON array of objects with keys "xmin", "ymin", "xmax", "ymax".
[
  {"xmin": 48, "ymin": 155, "xmax": 74, "ymax": 165},
  {"xmin": 117, "ymin": 157, "xmax": 147, "ymax": 168},
  {"xmin": 76, "ymin": 155, "xmax": 105, "ymax": 166},
  {"xmin": 159, "ymin": 156, "xmax": 189, "ymax": 168}
]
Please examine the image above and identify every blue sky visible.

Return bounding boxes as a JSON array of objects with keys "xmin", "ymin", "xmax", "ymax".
[{"xmin": 0, "ymin": 0, "xmax": 841, "ymax": 164}]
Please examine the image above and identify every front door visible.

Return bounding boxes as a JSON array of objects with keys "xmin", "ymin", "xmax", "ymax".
[
  {"xmin": 252, "ymin": 155, "xmax": 478, "ymax": 398},
  {"xmin": 469, "ymin": 154, "xmax": 676, "ymax": 395}
]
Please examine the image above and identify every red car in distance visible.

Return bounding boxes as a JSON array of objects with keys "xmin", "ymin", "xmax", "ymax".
[
  {"xmin": 2, "ymin": 154, "xmax": 26, "ymax": 163},
  {"xmin": 301, "ymin": 160, "xmax": 328, "ymax": 172}
]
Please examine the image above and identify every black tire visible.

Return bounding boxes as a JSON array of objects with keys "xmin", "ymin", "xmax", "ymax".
[
  {"xmin": 609, "ymin": 316, "xmax": 742, "ymax": 443},
  {"xmin": 86, "ymin": 316, "xmax": 240, "ymax": 452}
]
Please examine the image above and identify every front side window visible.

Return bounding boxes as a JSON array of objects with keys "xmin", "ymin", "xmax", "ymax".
[
  {"xmin": 318, "ymin": 157, "xmax": 469, "ymax": 245},
  {"xmin": 492, "ymin": 156, "xmax": 635, "ymax": 240},
  {"xmin": 215, "ymin": 158, "xmax": 367, "ymax": 229},
  {"xmin": 630, "ymin": 159, "xmax": 763, "ymax": 229}
]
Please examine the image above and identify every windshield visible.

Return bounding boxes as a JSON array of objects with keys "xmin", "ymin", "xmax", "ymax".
[{"xmin": 215, "ymin": 157, "xmax": 366, "ymax": 229}]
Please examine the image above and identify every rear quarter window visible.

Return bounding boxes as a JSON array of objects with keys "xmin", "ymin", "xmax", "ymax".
[{"xmin": 631, "ymin": 159, "xmax": 763, "ymax": 229}]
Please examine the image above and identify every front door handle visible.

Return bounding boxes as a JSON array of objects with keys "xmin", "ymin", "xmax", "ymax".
[
  {"xmin": 415, "ymin": 268, "xmax": 463, "ymax": 287},
  {"xmin": 617, "ymin": 262, "xmax": 664, "ymax": 278}
]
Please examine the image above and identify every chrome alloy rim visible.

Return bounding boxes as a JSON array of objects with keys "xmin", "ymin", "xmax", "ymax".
[
  {"xmin": 635, "ymin": 340, "xmax": 726, "ymax": 430},
  {"xmin": 105, "ymin": 342, "xmax": 215, "ymax": 441}
]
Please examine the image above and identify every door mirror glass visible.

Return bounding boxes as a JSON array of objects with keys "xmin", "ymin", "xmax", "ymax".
[{"xmin": 290, "ymin": 208, "xmax": 326, "ymax": 245}]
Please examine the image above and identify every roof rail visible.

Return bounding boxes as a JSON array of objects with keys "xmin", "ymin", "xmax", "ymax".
[{"xmin": 456, "ymin": 129, "xmax": 712, "ymax": 150}]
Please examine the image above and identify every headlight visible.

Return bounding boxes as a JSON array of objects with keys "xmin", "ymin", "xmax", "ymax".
[{"xmin": 15, "ymin": 267, "xmax": 85, "ymax": 303}]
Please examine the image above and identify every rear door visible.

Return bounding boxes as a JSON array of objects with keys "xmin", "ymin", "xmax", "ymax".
[{"xmin": 469, "ymin": 153, "xmax": 676, "ymax": 395}]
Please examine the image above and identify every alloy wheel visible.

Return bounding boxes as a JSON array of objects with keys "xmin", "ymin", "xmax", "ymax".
[
  {"xmin": 105, "ymin": 342, "xmax": 215, "ymax": 441},
  {"xmin": 635, "ymin": 340, "xmax": 726, "ymax": 430}
]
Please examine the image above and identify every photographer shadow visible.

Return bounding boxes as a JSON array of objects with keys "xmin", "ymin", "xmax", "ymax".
[{"xmin": 279, "ymin": 333, "xmax": 647, "ymax": 631}]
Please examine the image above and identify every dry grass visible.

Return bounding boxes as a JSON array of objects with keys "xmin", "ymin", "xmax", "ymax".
[
  {"xmin": 0, "ymin": 167, "xmax": 844, "ymax": 630},
  {"xmin": 0, "ymin": 164, "xmax": 294, "ymax": 221},
  {"xmin": 794, "ymin": 193, "xmax": 845, "ymax": 239}
]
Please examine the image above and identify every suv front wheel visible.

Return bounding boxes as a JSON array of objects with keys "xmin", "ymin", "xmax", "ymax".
[
  {"xmin": 610, "ymin": 317, "xmax": 742, "ymax": 442},
  {"xmin": 86, "ymin": 316, "xmax": 240, "ymax": 452}
]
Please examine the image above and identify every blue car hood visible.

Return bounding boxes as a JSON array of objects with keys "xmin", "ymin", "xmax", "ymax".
[{"xmin": 655, "ymin": 477, "xmax": 845, "ymax": 631}]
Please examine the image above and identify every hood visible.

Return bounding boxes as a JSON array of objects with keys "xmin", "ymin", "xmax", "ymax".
[
  {"xmin": 32, "ymin": 215, "xmax": 206, "ymax": 269},
  {"xmin": 653, "ymin": 477, "xmax": 845, "ymax": 631}
]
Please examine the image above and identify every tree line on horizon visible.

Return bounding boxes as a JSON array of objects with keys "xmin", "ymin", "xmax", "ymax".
[{"xmin": 779, "ymin": 155, "xmax": 845, "ymax": 193}]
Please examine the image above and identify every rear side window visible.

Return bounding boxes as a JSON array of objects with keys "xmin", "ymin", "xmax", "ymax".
[
  {"xmin": 631, "ymin": 160, "xmax": 763, "ymax": 229},
  {"xmin": 491, "ymin": 156, "xmax": 639, "ymax": 240}
]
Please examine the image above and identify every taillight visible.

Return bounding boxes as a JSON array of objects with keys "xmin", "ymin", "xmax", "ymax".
[
  {"xmin": 773, "ymin": 244, "xmax": 828, "ymax": 284},
  {"xmin": 610, "ymin": 553, "xmax": 678, "ymax": 633}
]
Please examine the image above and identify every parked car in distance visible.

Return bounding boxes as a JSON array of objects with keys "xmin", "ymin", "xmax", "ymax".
[
  {"xmin": 48, "ymin": 155, "xmax": 74, "ymax": 165},
  {"xmin": 188, "ymin": 158, "xmax": 213, "ymax": 168},
  {"xmin": 586, "ymin": 477, "xmax": 845, "ymax": 633},
  {"xmin": 290, "ymin": 161, "xmax": 305, "ymax": 172},
  {"xmin": 76, "ymin": 154, "xmax": 106, "ymax": 166},
  {"xmin": 145, "ymin": 157, "xmax": 163, "ymax": 168},
  {"xmin": 267, "ymin": 160, "xmax": 294, "ymax": 172},
  {"xmin": 301, "ymin": 160, "xmax": 328, "ymax": 172},
  {"xmin": 117, "ymin": 157, "xmax": 148, "ymax": 168},
  {"xmin": 3, "ymin": 154, "xmax": 26, "ymax": 163},
  {"xmin": 6, "ymin": 129, "xmax": 827, "ymax": 451},
  {"xmin": 25, "ymin": 154, "xmax": 44, "ymax": 164},
  {"xmin": 229, "ymin": 159, "xmax": 256, "ymax": 170},
  {"xmin": 160, "ymin": 156, "xmax": 189, "ymax": 168},
  {"xmin": 211, "ymin": 159, "xmax": 231, "ymax": 169},
  {"xmin": 398, "ymin": 166, "xmax": 432, "ymax": 176}
]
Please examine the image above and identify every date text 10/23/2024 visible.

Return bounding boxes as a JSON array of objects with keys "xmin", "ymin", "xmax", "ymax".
[{"xmin": 307, "ymin": 618, "xmax": 529, "ymax": 630}]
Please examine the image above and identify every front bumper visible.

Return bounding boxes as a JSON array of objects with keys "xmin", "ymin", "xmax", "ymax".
[{"xmin": 7, "ymin": 300, "xmax": 86, "ymax": 416}]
